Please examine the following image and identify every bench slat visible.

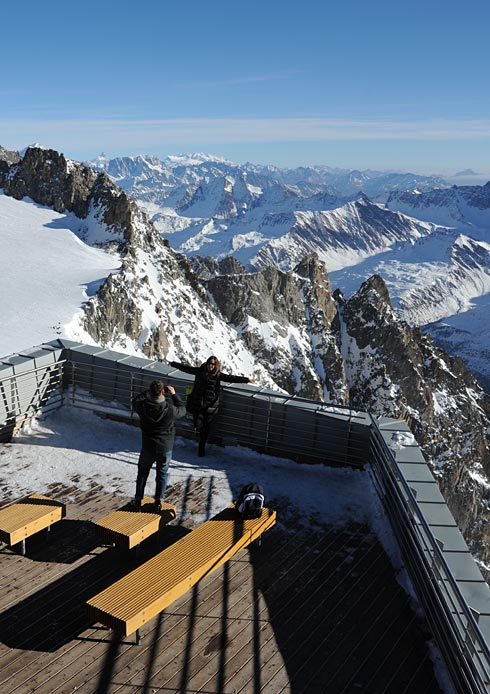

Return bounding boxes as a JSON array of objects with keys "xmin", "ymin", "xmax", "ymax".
[
  {"xmin": 86, "ymin": 506, "xmax": 276, "ymax": 636},
  {"xmin": 0, "ymin": 494, "xmax": 66, "ymax": 546},
  {"xmin": 94, "ymin": 497, "xmax": 176, "ymax": 549}
]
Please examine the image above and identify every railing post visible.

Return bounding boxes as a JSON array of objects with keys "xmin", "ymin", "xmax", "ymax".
[
  {"xmin": 345, "ymin": 408, "xmax": 353, "ymax": 466},
  {"xmin": 130, "ymin": 373, "xmax": 135, "ymax": 418},
  {"xmin": 264, "ymin": 395, "xmax": 272, "ymax": 453},
  {"xmin": 59, "ymin": 362, "xmax": 65, "ymax": 409},
  {"xmin": 71, "ymin": 361, "xmax": 76, "ymax": 406}
]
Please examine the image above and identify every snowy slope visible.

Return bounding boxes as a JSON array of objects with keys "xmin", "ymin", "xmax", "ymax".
[
  {"xmin": 0, "ymin": 192, "xmax": 120, "ymax": 355},
  {"xmin": 425, "ymin": 296, "xmax": 490, "ymax": 391},
  {"xmin": 0, "ymin": 187, "xmax": 271, "ymax": 384}
]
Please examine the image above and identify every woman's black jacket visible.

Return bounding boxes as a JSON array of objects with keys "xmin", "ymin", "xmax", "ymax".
[{"xmin": 169, "ymin": 361, "xmax": 249, "ymax": 414}]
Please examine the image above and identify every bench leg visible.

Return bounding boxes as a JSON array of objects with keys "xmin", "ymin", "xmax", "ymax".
[
  {"xmin": 46, "ymin": 525, "xmax": 51, "ymax": 542},
  {"xmin": 135, "ymin": 629, "xmax": 141, "ymax": 646},
  {"xmin": 20, "ymin": 539, "xmax": 26, "ymax": 556}
]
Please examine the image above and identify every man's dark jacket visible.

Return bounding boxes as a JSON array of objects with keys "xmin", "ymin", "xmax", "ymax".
[{"xmin": 132, "ymin": 391, "xmax": 186, "ymax": 453}]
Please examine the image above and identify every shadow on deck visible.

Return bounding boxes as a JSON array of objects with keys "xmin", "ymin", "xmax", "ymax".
[{"xmin": 0, "ymin": 478, "xmax": 444, "ymax": 693}]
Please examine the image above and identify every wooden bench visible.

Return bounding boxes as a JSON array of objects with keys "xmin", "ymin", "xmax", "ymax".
[
  {"xmin": 94, "ymin": 497, "xmax": 176, "ymax": 550},
  {"xmin": 0, "ymin": 494, "xmax": 66, "ymax": 555},
  {"xmin": 86, "ymin": 505, "xmax": 276, "ymax": 643}
]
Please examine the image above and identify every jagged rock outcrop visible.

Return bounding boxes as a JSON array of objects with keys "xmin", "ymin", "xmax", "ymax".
[
  {"xmin": 339, "ymin": 274, "xmax": 490, "ymax": 573},
  {"xmin": 340, "ymin": 275, "xmax": 432, "ymax": 415},
  {"xmin": 206, "ymin": 254, "xmax": 348, "ymax": 401},
  {"xmin": 0, "ymin": 146, "xmax": 149, "ymax": 250},
  {"xmin": 0, "ymin": 146, "xmax": 98, "ymax": 217},
  {"xmin": 0, "ymin": 145, "xmax": 21, "ymax": 167},
  {"xmin": 187, "ymin": 255, "xmax": 248, "ymax": 279}
]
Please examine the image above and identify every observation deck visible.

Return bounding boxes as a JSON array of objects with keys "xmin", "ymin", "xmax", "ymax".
[{"xmin": 0, "ymin": 339, "xmax": 489, "ymax": 693}]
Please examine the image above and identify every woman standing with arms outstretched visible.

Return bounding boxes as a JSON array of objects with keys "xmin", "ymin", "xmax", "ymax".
[{"xmin": 169, "ymin": 356, "xmax": 252, "ymax": 456}]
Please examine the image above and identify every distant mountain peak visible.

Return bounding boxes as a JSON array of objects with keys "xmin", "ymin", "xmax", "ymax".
[
  {"xmin": 454, "ymin": 168, "xmax": 480, "ymax": 177},
  {"xmin": 20, "ymin": 143, "xmax": 49, "ymax": 156},
  {"xmin": 164, "ymin": 152, "xmax": 235, "ymax": 166}
]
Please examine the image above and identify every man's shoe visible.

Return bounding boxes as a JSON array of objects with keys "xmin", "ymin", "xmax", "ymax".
[
  {"xmin": 154, "ymin": 500, "xmax": 162, "ymax": 512},
  {"xmin": 130, "ymin": 498, "xmax": 141, "ymax": 511}
]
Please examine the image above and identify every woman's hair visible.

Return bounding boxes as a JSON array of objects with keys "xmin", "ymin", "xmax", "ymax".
[{"xmin": 206, "ymin": 356, "xmax": 220, "ymax": 371}]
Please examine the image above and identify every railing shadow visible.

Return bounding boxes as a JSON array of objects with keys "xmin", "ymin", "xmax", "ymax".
[
  {"xmin": 153, "ymin": 472, "xmax": 445, "ymax": 693},
  {"xmin": 246, "ymin": 517, "xmax": 444, "ymax": 693}
]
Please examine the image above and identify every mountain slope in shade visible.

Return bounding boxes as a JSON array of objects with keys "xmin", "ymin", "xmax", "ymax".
[
  {"xmin": 249, "ymin": 197, "xmax": 439, "ymax": 272},
  {"xmin": 386, "ymin": 183, "xmax": 490, "ymax": 228}
]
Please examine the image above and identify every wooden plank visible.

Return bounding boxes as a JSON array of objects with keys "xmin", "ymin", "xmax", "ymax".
[
  {"xmin": 0, "ymin": 483, "xmax": 445, "ymax": 694},
  {"xmin": 112, "ymin": 526, "xmax": 359, "ymax": 693},
  {"xmin": 87, "ymin": 531, "xmax": 295, "ymax": 693},
  {"xmin": 180, "ymin": 530, "xmax": 348, "ymax": 694},
  {"xmin": 0, "ymin": 494, "xmax": 66, "ymax": 546},
  {"xmin": 86, "ymin": 506, "xmax": 277, "ymax": 636},
  {"xmin": 45, "ymin": 558, "xmax": 250, "ymax": 694},
  {"xmin": 94, "ymin": 497, "xmax": 176, "ymax": 550}
]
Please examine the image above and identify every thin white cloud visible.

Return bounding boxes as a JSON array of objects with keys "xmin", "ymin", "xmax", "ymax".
[
  {"xmin": 177, "ymin": 69, "xmax": 305, "ymax": 88},
  {"xmin": 1, "ymin": 117, "xmax": 490, "ymax": 153}
]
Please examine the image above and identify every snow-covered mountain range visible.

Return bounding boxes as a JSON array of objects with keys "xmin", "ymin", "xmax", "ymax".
[
  {"xmin": 88, "ymin": 152, "xmax": 490, "ymax": 389},
  {"xmin": 2, "ymin": 144, "xmax": 490, "ymax": 578}
]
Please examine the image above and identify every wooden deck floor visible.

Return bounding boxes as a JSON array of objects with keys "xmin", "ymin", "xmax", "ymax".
[{"xmin": 0, "ymin": 477, "xmax": 444, "ymax": 693}]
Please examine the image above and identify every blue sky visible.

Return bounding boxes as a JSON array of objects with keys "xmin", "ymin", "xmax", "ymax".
[{"xmin": 1, "ymin": 0, "xmax": 489, "ymax": 174}]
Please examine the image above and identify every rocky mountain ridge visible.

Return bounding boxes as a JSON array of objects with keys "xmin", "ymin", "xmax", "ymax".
[
  {"xmin": 387, "ymin": 183, "xmax": 490, "ymax": 228},
  {"xmin": 90, "ymin": 152, "xmax": 449, "ymax": 201},
  {"xmin": 2, "ymin": 145, "xmax": 490, "ymax": 578},
  {"xmin": 249, "ymin": 197, "xmax": 438, "ymax": 272},
  {"xmin": 399, "ymin": 235, "xmax": 490, "ymax": 325}
]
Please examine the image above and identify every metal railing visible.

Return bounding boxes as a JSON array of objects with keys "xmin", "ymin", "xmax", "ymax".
[
  {"xmin": 1, "ymin": 353, "xmax": 490, "ymax": 691},
  {"xmin": 64, "ymin": 360, "xmax": 371, "ymax": 469},
  {"xmin": 0, "ymin": 361, "xmax": 65, "ymax": 441},
  {"xmin": 369, "ymin": 417, "xmax": 490, "ymax": 693}
]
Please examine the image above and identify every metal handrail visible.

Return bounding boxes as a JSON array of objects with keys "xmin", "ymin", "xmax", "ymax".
[
  {"xmin": 0, "ymin": 361, "xmax": 65, "ymax": 440},
  {"xmin": 1, "ymin": 355, "xmax": 490, "ymax": 691},
  {"xmin": 369, "ymin": 415, "xmax": 490, "ymax": 692},
  {"xmin": 65, "ymin": 361, "xmax": 369, "ymax": 468}
]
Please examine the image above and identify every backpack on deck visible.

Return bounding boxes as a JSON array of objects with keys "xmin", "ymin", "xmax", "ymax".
[{"xmin": 236, "ymin": 483, "xmax": 265, "ymax": 519}]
